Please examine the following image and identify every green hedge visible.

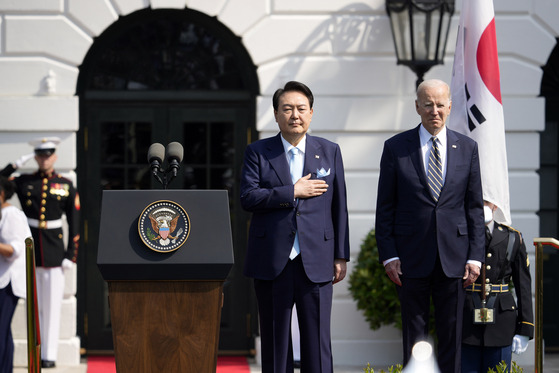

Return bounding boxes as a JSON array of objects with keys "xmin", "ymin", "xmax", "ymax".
[{"xmin": 348, "ymin": 229, "xmax": 402, "ymax": 330}]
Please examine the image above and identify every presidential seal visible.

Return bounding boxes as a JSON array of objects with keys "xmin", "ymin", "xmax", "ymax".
[{"xmin": 138, "ymin": 200, "xmax": 190, "ymax": 253}]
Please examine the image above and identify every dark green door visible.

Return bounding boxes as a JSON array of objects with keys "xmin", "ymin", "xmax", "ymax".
[{"xmin": 79, "ymin": 102, "xmax": 254, "ymax": 352}]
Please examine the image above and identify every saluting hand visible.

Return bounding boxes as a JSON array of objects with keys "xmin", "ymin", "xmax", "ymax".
[{"xmin": 294, "ymin": 174, "xmax": 328, "ymax": 198}]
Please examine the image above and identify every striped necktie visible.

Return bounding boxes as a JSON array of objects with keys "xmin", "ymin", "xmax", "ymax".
[{"xmin": 427, "ymin": 136, "xmax": 443, "ymax": 201}]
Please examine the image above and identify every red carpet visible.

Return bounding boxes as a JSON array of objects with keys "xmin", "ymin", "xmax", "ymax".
[{"xmin": 87, "ymin": 355, "xmax": 251, "ymax": 372}]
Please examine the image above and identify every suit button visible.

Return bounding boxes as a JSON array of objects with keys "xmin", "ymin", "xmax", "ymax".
[{"xmin": 296, "ymin": 212, "xmax": 301, "ymax": 216}]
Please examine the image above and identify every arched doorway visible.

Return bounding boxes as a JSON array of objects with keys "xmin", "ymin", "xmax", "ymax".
[
  {"xmin": 76, "ymin": 8, "xmax": 259, "ymax": 353},
  {"xmin": 540, "ymin": 37, "xmax": 559, "ymax": 351}
]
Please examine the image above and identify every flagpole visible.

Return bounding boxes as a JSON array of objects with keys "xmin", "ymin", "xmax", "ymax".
[
  {"xmin": 533, "ymin": 238, "xmax": 559, "ymax": 373},
  {"xmin": 25, "ymin": 237, "xmax": 40, "ymax": 373}
]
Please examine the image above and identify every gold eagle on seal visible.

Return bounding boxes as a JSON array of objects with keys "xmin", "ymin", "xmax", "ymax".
[{"xmin": 148, "ymin": 208, "xmax": 181, "ymax": 246}]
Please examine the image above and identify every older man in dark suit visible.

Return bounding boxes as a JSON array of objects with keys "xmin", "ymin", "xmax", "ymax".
[
  {"xmin": 375, "ymin": 79, "xmax": 485, "ymax": 373},
  {"xmin": 240, "ymin": 81, "xmax": 350, "ymax": 373}
]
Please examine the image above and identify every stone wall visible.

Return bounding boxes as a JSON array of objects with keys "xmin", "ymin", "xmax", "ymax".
[{"xmin": 1, "ymin": 0, "xmax": 558, "ymax": 367}]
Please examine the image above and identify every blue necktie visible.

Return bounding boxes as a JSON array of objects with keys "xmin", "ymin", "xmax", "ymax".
[
  {"xmin": 427, "ymin": 137, "xmax": 443, "ymax": 202},
  {"xmin": 289, "ymin": 147, "xmax": 302, "ymax": 259},
  {"xmin": 289, "ymin": 147, "xmax": 303, "ymax": 184}
]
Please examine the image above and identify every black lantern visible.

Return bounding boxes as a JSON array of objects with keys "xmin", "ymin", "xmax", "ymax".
[{"xmin": 386, "ymin": 0, "xmax": 455, "ymax": 88}]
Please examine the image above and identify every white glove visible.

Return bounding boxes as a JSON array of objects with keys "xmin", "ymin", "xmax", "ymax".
[
  {"xmin": 512, "ymin": 334, "xmax": 529, "ymax": 354},
  {"xmin": 62, "ymin": 258, "xmax": 74, "ymax": 270},
  {"xmin": 14, "ymin": 153, "xmax": 35, "ymax": 169}
]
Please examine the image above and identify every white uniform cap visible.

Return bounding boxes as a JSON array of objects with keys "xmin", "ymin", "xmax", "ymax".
[{"xmin": 29, "ymin": 137, "xmax": 60, "ymax": 151}]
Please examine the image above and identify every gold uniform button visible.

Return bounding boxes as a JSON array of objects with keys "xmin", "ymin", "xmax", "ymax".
[
  {"xmin": 486, "ymin": 265, "xmax": 491, "ymax": 270},
  {"xmin": 42, "ymin": 193, "xmax": 47, "ymax": 198},
  {"xmin": 43, "ymin": 178, "xmax": 48, "ymax": 183},
  {"xmin": 40, "ymin": 214, "xmax": 45, "ymax": 220},
  {"xmin": 58, "ymin": 234, "xmax": 63, "ymax": 239},
  {"xmin": 41, "ymin": 207, "xmax": 46, "ymax": 213},
  {"xmin": 487, "ymin": 253, "xmax": 492, "ymax": 258},
  {"xmin": 486, "ymin": 278, "xmax": 490, "ymax": 283}
]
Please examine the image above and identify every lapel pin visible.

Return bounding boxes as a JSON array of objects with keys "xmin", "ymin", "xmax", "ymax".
[
  {"xmin": 452, "ymin": 145, "xmax": 457, "ymax": 149},
  {"xmin": 315, "ymin": 155, "xmax": 320, "ymax": 159}
]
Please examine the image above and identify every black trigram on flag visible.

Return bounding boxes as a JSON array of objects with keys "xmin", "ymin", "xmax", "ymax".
[{"xmin": 465, "ymin": 83, "xmax": 486, "ymax": 132}]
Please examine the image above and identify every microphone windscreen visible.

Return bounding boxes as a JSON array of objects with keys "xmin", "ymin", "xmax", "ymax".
[
  {"xmin": 147, "ymin": 143, "xmax": 165, "ymax": 163},
  {"xmin": 166, "ymin": 142, "xmax": 184, "ymax": 162}
]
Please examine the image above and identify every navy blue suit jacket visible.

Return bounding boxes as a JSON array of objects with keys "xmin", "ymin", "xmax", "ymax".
[
  {"xmin": 375, "ymin": 125, "xmax": 485, "ymax": 278},
  {"xmin": 240, "ymin": 133, "xmax": 350, "ymax": 283}
]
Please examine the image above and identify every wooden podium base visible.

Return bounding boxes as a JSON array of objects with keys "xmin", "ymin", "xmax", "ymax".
[{"xmin": 108, "ymin": 280, "xmax": 224, "ymax": 373}]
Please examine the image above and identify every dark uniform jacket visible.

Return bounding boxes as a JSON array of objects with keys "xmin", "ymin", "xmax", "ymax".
[
  {"xmin": 1, "ymin": 164, "xmax": 80, "ymax": 267},
  {"xmin": 462, "ymin": 222, "xmax": 534, "ymax": 347}
]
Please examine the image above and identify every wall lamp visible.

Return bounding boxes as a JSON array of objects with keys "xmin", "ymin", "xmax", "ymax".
[{"xmin": 386, "ymin": 0, "xmax": 455, "ymax": 88}]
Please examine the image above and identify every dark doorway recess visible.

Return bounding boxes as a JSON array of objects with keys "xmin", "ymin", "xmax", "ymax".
[
  {"xmin": 540, "ymin": 37, "xmax": 559, "ymax": 351},
  {"xmin": 76, "ymin": 7, "xmax": 259, "ymax": 354}
]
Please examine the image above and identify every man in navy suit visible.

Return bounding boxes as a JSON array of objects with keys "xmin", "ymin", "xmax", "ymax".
[
  {"xmin": 241, "ymin": 81, "xmax": 350, "ymax": 373},
  {"xmin": 375, "ymin": 79, "xmax": 485, "ymax": 373}
]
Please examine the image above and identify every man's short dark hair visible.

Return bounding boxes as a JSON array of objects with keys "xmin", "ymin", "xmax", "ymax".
[
  {"xmin": 0, "ymin": 176, "xmax": 15, "ymax": 201},
  {"xmin": 272, "ymin": 81, "xmax": 314, "ymax": 111}
]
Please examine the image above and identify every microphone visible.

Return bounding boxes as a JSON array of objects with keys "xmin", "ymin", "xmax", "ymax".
[
  {"xmin": 166, "ymin": 142, "xmax": 184, "ymax": 178},
  {"xmin": 147, "ymin": 143, "xmax": 165, "ymax": 177}
]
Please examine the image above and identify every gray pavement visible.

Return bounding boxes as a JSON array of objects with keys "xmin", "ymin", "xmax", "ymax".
[{"xmin": 13, "ymin": 353, "xmax": 559, "ymax": 372}]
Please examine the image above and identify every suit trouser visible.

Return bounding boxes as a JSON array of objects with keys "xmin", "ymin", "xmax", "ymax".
[
  {"xmin": 0, "ymin": 283, "xmax": 18, "ymax": 373},
  {"xmin": 36, "ymin": 267, "xmax": 64, "ymax": 362},
  {"xmin": 397, "ymin": 257, "xmax": 466, "ymax": 373},
  {"xmin": 254, "ymin": 256, "xmax": 333, "ymax": 373}
]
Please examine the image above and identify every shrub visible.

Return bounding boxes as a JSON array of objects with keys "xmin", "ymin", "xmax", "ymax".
[{"xmin": 348, "ymin": 229, "xmax": 402, "ymax": 330}]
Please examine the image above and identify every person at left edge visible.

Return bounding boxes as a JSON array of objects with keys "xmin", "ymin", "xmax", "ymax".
[
  {"xmin": 0, "ymin": 176, "xmax": 31, "ymax": 373},
  {"xmin": 0, "ymin": 137, "xmax": 80, "ymax": 369},
  {"xmin": 240, "ymin": 81, "xmax": 350, "ymax": 373}
]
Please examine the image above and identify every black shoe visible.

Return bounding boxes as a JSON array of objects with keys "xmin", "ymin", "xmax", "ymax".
[{"xmin": 41, "ymin": 360, "xmax": 56, "ymax": 368}]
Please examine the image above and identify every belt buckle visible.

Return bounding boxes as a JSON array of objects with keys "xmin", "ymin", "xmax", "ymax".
[
  {"xmin": 39, "ymin": 221, "xmax": 47, "ymax": 229},
  {"xmin": 474, "ymin": 307, "xmax": 495, "ymax": 324},
  {"xmin": 485, "ymin": 284, "xmax": 492, "ymax": 295}
]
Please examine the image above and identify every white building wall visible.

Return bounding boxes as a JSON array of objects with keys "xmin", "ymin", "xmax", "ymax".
[{"xmin": 0, "ymin": 0, "xmax": 556, "ymax": 367}]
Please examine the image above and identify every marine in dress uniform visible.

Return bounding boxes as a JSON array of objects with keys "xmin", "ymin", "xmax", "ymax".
[
  {"xmin": 0, "ymin": 137, "xmax": 80, "ymax": 369},
  {"xmin": 462, "ymin": 202, "xmax": 534, "ymax": 373}
]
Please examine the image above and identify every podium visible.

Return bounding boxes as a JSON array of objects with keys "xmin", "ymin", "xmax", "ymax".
[{"xmin": 97, "ymin": 190, "xmax": 234, "ymax": 373}]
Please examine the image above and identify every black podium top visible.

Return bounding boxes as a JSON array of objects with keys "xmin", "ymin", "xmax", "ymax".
[{"xmin": 97, "ymin": 190, "xmax": 234, "ymax": 281}]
